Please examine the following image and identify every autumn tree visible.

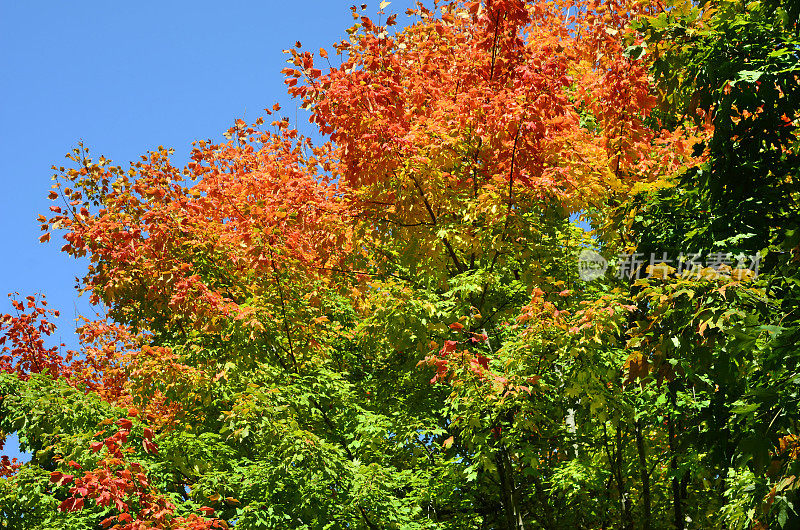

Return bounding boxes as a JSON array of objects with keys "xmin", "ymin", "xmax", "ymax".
[{"xmin": 1, "ymin": 0, "xmax": 798, "ymax": 529}]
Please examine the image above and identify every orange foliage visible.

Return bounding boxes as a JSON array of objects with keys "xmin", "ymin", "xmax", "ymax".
[
  {"xmin": 0, "ymin": 293, "xmax": 68, "ymax": 380},
  {"xmin": 288, "ymin": 0, "xmax": 707, "ymax": 226}
]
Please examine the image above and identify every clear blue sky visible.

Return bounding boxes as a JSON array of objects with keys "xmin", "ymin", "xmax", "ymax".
[{"xmin": 0, "ymin": 0, "xmax": 421, "ymax": 464}]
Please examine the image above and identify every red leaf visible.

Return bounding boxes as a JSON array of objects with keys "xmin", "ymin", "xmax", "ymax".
[
  {"xmin": 59, "ymin": 497, "xmax": 84, "ymax": 512},
  {"xmin": 136, "ymin": 472, "xmax": 149, "ymax": 487},
  {"xmin": 143, "ymin": 438, "xmax": 159, "ymax": 455},
  {"xmin": 470, "ymin": 333, "xmax": 488, "ymax": 343},
  {"xmin": 440, "ymin": 340, "xmax": 459, "ymax": 355}
]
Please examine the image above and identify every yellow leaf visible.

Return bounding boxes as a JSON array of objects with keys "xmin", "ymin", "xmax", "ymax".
[{"xmin": 380, "ymin": 1, "xmax": 391, "ymax": 9}]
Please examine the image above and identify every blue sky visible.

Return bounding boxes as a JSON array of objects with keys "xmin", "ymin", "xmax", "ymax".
[{"xmin": 0, "ymin": 0, "xmax": 421, "ymax": 464}]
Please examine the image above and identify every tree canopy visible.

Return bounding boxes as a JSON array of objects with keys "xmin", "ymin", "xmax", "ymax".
[{"xmin": 2, "ymin": 0, "xmax": 799, "ymax": 528}]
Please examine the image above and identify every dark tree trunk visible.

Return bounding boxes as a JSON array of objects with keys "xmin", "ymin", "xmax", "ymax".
[
  {"xmin": 496, "ymin": 447, "xmax": 527, "ymax": 530},
  {"xmin": 668, "ymin": 384, "xmax": 684, "ymax": 530},
  {"xmin": 635, "ymin": 417, "xmax": 652, "ymax": 530}
]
